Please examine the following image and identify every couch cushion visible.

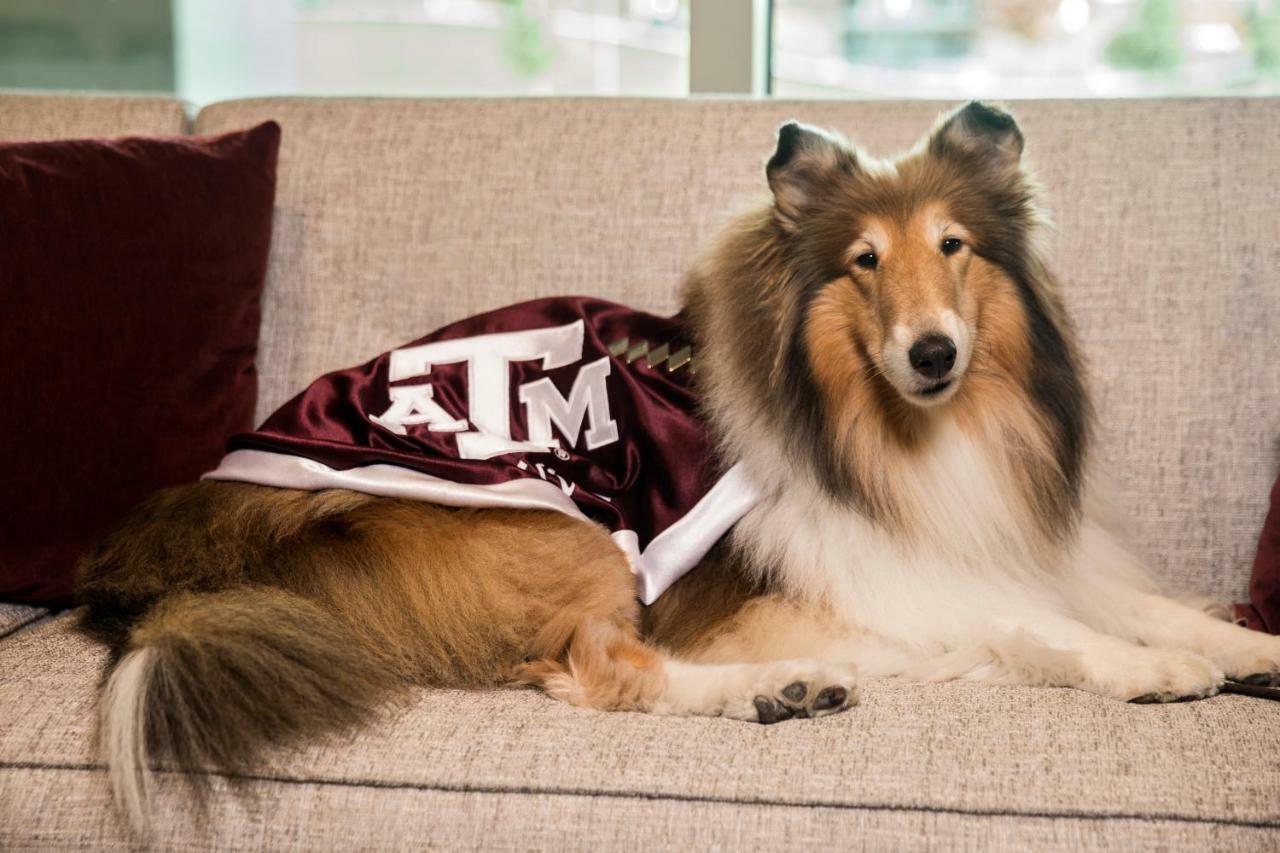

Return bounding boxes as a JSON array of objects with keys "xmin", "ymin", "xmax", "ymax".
[
  {"xmin": 1, "ymin": 612, "xmax": 1277, "ymax": 850},
  {"xmin": 0, "ymin": 122, "xmax": 281, "ymax": 605},
  {"xmin": 191, "ymin": 97, "xmax": 1280, "ymax": 604},
  {"xmin": 0, "ymin": 603, "xmax": 46, "ymax": 639},
  {"xmin": 0, "ymin": 91, "xmax": 185, "ymax": 141}
]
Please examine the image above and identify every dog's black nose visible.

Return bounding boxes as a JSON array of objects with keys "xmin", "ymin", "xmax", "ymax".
[{"xmin": 908, "ymin": 335, "xmax": 957, "ymax": 380}]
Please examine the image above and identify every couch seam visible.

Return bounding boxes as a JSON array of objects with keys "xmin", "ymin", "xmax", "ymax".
[{"xmin": 1, "ymin": 760, "xmax": 1277, "ymax": 831}]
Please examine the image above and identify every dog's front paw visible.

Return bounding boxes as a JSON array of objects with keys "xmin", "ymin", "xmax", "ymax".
[
  {"xmin": 1109, "ymin": 648, "xmax": 1224, "ymax": 703},
  {"xmin": 727, "ymin": 661, "xmax": 860, "ymax": 723},
  {"xmin": 1208, "ymin": 633, "xmax": 1280, "ymax": 686}
]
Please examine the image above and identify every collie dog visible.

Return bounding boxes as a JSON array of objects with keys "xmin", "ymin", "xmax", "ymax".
[{"xmin": 80, "ymin": 102, "xmax": 1280, "ymax": 830}]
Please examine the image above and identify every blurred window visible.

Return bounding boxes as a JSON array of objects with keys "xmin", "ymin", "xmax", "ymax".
[
  {"xmin": 3, "ymin": 0, "xmax": 1276, "ymax": 101},
  {"xmin": 0, "ymin": 0, "xmax": 175, "ymax": 92},
  {"xmin": 1, "ymin": 0, "xmax": 690, "ymax": 104},
  {"xmin": 772, "ymin": 0, "xmax": 1280, "ymax": 96}
]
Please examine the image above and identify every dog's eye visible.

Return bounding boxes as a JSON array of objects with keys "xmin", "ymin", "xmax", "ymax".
[
  {"xmin": 940, "ymin": 237, "xmax": 964, "ymax": 256},
  {"xmin": 854, "ymin": 252, "xmax": 878, "ymax": 271}
]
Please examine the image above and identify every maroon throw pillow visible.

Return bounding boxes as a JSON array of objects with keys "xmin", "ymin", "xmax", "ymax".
[
  {"xmin": 1237, "ymin": 473, "xmax": 1280, "ymax": 634},
  {"xmin": 0, "ymin": 121, "xmax": 281, "ymax": 606}
]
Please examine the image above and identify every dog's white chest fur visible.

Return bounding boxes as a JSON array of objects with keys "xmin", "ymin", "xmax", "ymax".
[{"xmin": 736, "ymin": 420, "xmax": 1059, "ymax": 649}]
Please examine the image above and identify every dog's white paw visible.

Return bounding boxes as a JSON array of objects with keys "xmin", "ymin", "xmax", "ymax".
[
  {"xmin": 1089, "ymin": 648, "xmax": 1224, "ymax": 703},
  {"xmin": 1206, "ymin": 633, "xmax": 1280, "ymax": 686},
  {"xmin": 721, "ymin": 660, "xmax": 860, "ymax": 723}
]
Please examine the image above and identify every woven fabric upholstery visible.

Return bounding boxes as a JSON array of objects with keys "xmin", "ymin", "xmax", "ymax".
[
  {"xmin": 0, "ymin": 92, "xmax": 186, "ymax": 140},
  {"xmin": 0, "ymin": 603, "xmax": 45, "ymax": 639},
  {"xmin": 193, "ymin": 96, "xmax": 1280, "ymax": 602},
  {"xmin": 1, "ymin": 613, "xmax": 1278, "ymax": 851}
]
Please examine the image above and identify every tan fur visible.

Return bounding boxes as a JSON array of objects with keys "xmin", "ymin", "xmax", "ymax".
[
  {"xmin": 82, "ymin": 481, "xmax": 648, "ymax": 689},
  {"xmin": 519, "ymin": 620, "xmax": 668, "ymax": 712},
  {"xmin": 640, "ymin": 544, "xmax": 768, "ymax": 656},
  {"xmin": 803, "ymin": 277, "xmax": 921, "ymax": 528},
  {"xmin": 82, "ymin": 481, "xmax": 858, "ymax": 833}
]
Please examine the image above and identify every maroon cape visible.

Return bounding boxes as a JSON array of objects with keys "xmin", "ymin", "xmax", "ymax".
[{"xmin": 206, "ymin": 297, "xmax": 757, "ymax": 603}]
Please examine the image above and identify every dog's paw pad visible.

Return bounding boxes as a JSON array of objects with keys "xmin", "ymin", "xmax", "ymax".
[
  {"xmin": 813, "ymin": 685, "xmax": 848, "ymax": 710},
  {"xmin": 754, "ymin": 695, "xmax": 797, "ymax": 724},
  {"xmin": 742, "ymin": 662, "xmax": 859, "ymax": 724},
  {"xmin": 781, "ymin": 681, "xmax": 808, "ymax": 702}
]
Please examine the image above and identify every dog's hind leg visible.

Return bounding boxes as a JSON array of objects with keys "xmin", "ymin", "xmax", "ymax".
[
  {"xmin": 518, "ymin": 618, "xmax": 858, "ymax": 723},
  {"xmin": 477, "ymin": 515, "xmax": 858, "ymax": 723}
]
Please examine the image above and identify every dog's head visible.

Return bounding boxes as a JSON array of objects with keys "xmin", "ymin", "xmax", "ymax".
[
  {"xmin": 765, "ymin": 101, "xmax": 1037, "ymax": 409},
  {"xmin": 688, "ymin": 102, "xmax": 1087, "ymax": 527}
]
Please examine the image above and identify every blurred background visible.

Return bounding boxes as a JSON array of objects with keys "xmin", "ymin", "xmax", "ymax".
[{"xmin": 1, "ymin": 0, "xmax": 1277, "ymax": 103}]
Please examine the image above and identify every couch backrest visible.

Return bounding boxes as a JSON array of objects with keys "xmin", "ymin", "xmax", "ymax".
[
  {"xmin": 0, "ymin": 91, "xmax": 186, "ymax": 141},
  {"xmin": 6, "ymin": 93, "xmax": 1265, "ymax": 602}
]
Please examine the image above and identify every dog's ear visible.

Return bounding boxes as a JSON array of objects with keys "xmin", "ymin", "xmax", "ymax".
[
  {"xmin": 767, "ymin": 121, "xmax": 855, "ymax": 230},
  {"xmin": 929, "ymin": 101, "xmax": 1024, "ymax": 176}
]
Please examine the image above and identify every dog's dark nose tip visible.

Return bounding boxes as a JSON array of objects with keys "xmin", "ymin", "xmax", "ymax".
[{"xmin": 908, "ymin": 335, "xmax": 957, "ymax": 380}]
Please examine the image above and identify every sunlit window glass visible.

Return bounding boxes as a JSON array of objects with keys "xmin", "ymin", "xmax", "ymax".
[
  {"xmin": 0, "ymin": 1, "xmax": 690, "ymax": 105},
  {"xmin": 772, "ymin": 0, "xmax": 1280, "ymax": 97}
]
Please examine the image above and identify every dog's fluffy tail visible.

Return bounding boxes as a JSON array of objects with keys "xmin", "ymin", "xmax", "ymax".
[{"xmin": 100, "ymin": 588, "xmax": 398, "ymax": 834}]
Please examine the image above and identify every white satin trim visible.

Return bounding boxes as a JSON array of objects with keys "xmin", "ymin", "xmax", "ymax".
[{"xmin": 203, "ymin": 449, "xmax": 759, "ymax": 604}]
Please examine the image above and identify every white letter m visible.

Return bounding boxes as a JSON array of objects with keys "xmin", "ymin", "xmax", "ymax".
[{"xmin": 518, "ymin": 357, "xmax": 619, "ymax": 452}]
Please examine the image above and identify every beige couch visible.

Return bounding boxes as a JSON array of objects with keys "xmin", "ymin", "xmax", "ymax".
[{"xmin": 1, "ymin": 92, "xmax": 1278, "ymax": 850}]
